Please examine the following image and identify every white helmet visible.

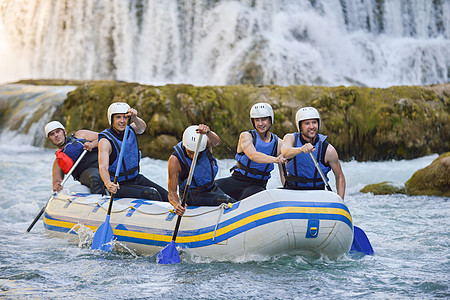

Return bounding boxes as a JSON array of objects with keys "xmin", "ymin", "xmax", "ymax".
[
  {"xmin": 250, "ymin": 102, "xmax": 274, "ymax": 125},
  {"xmin": 295, "ymin": 107, "xmax": 320, "ymax": 132},
  {"xmin": 107, "ymin": 102, "xmax": 130, "ymax": 125},
  {"xmin": 44, "ymin": 121, "xmax": 65, "ymax": 137},
  {"xmin": 182, "ymin": 125, "xmax": 207, "ymax": 152}
]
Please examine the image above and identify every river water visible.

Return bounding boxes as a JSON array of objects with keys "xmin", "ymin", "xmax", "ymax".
[{"xmin": 0, "ymin": 145, "xmax": 448, "ymax": 299}]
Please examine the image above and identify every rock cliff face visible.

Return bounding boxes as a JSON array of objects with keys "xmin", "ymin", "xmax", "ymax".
[{"xmin": 20, "ymin": 80, "xmax": 449, "ymax": 161}]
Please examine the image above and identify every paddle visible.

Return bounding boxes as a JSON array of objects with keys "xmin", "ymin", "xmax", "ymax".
[
  {"xmin": 157, "ymin": 133, "xmax": 204, "ymax": 264},
  {"xmin": 308, "ymin": 152, "xmax": 374, "ymax": 255},
  {"xmin": 27, "ymin": 149, "xmax": 88, "ymax": 232},
  {"xmin": 91, "ymin": 124, "xmax": 130, "ymax": 251}
]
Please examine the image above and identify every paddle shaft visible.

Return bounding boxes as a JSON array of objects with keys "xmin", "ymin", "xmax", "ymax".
[
  {"xmin": 105, "ymin": 124, "xmax": 130, "ymax": 216},
  {"xmin": 309, "ymin": 152, "xmax": 332, "ymax": 191},
  {"xmin": 27, "ymin": 149, "xmax": 88, "ymax": 232},
  {"xmin": 171, "ymin": 134, "xmax": 204, "ymax": 241},
  {"xmin": 91, "ymin": 124, "xmax": 131, "ymax": 251}
]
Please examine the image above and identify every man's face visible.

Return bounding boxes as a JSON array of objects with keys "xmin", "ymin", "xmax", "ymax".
[
  {"xmin": 48, "ymin": 128, "xmax": 66, "ymax": 148},
  {"xmin": 300, "ymin": 119, "xmax": 319, "ymax": 140},
  {"xmin": 253, "ymin": 117, "xmax": 271, "ymax": 134},
  {"xmin": 112, "ymin": 113, "xmax": 128, "ymax": 132}
]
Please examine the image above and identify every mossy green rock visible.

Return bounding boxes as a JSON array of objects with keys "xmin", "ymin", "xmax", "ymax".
[
  {"xmin": 360, "ymin": 181, "xmax": 406, "ymax": 195},
  {"xmin": 405, "ymin": 152, "xmax": 450, "ymax": 197},
  {"xmin": 18, "ymin": 80, "xmax": 450, "ymax": 161}
]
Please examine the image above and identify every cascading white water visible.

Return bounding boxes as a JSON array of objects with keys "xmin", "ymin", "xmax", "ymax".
[
  {"xmin": 0, "ymin": 84, "xmax": 77, "ymax": 146},
  {"xmin": 0, "ymin": 0, "xmax": 448, "ymax": 87}
]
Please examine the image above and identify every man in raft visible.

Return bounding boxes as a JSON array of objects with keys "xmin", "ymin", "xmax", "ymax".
[
  {"xmin": 168, "ymin": 124, "xmax": 235, "ymax": 216},
  {"xmin": 216, "ymin": 102, "xmax": 286, "ymax": 200},
  {"xmin": 282, "ymin": 107, "xmax": 346, "ymax": 199},
  {"xmin": 45, "ymin": 121, "xmax": 104, "ymax": 194},
  {"xmin": 98, "ymin": 102, "xmax": 168, "ymax": 201}
]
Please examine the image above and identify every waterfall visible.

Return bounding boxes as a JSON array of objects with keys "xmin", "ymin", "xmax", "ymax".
[
  {"xmin": 0, "ymin": 84, "xmax": 76, "ymax": 147},
  {"xmin": 0, "ymin": 0, "xmax": 448, "ymax": 87}
]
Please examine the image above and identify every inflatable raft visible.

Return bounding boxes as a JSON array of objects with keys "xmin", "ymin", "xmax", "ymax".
[{"xmin": 43, "ymin": 185, "xmax": 354, "ymax": 259}]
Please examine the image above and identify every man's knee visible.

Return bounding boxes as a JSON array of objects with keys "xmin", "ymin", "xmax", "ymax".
[
  {"xmin": 89, "ymin": 171, "xmax": 105, "ymax": 194},
  {"xmin": 142, "ymin": 187, "xmax": 162, "ymax": 201},
  {"xmin": 213, "ymin": 194, "xmax": 236, "ymax": 205},
  {"xmin": 239, "ymin": 186, "xmax": 265, "ymax": 200}
]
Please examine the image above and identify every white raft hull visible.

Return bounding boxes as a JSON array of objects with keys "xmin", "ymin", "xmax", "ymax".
[{"xmin": 43, "ymin": 186, "xmax": 354, "ymax": 259}]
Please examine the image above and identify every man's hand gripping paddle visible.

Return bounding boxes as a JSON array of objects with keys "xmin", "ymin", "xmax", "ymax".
[
  {"xmin": 91, "ymin": 125, "xmax": 130, "ymax": 251},
  {"xmin": 157, "ymin": 133, "xmax": 204, "ymax": 264}
]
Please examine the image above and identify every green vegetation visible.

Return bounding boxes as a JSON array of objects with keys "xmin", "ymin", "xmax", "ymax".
[
  {"xmin": 360, "ymin": 181, "xmax": 406, "ymax": 195},
  {"xmin": 17, "ymin": 80, "xmax": 450, "ymax": 161},
  {"xmin": 405, "ymin": 152, "xmax": 450, "ymax": 197}
]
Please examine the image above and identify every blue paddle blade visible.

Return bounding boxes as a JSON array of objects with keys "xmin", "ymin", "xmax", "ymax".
[
  {"xmin": 91, "ymin": 215, "xmax": 114, "ymax": 252},
  {"xmin": 350, "ymin": 225, "xmax": 374, "ymax": 256},
  {"xmin": 157, "ymin": 240, "xmax": 180, "ymax": 264}
]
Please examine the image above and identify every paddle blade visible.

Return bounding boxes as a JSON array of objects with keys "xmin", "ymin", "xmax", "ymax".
[
  {"xmin": 350, "ymin": 225, "xmax": 374, "ymax": 255},
  {"xmin": 91, "ymin": 215, "xmax": 114, "ymax": 252},
  {"xmin": 156, "ymin": 240, "xmax": 180, "ymax": 264}
]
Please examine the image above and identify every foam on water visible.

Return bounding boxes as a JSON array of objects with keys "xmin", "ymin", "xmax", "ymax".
[{"xmin": 1, "ymin": 145, "xmax": 448, "ymax": 299}]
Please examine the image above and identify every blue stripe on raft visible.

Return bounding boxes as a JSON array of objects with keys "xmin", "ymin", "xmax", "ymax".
[
  {"xmin": 44, "ymin": 201, "xmax": 353, "ymax": 249},
  {"xmin": 181, "ymin": 211, "xmax": 352, "ymax": 248},
  {"xmin": 44, "ymin": 222, "xmax": 77, "ymax": 234},
  {"xmin": 176, "ymin": 201, "xmax": 352, "ymax": 237},
  {"xmin": 112, "ymin": 211, "xmax": 352, "ymax": 249}
]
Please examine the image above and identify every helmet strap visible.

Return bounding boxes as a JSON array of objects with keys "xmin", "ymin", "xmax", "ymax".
[
  {"xmin": 298, "ymin": 119, "xmax": 319, "ymax": 142},
  {"xmin": 300, "ymin": 131, "xmax": 318, "ymax": 145},
  {"xmin": 252, "ymin": 118, "xmax": 272, "ymax": 137},
  {"xmin": 264, "ymin": 124, "xmax": 272, "ymax": 137},
  {"xmin": 58, "ymin": 135, "xmax": 68, "ymax": 149},
  {"xmin": 111, "ymin": 126, "xmax": 126, "ymax": 140}
]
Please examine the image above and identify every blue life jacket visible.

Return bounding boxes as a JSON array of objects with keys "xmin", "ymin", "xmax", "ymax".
[
  {"xmin": 99, "ymin": 127, "xmax": 140, "ymax": 182},
  {"xmin": 56, "ymin": 134, "xmax": 98, "ymax": 180},
  {"xmin": 233, "ymin": 130, "xmax": 278, "ymax": 181},
  {"xmin": 173, "ymin": 142, "xmax": 218, "ymax": 194},
  {"xmin": 285, "ymin": 133, "xmax": 331, "ymax": 189}
]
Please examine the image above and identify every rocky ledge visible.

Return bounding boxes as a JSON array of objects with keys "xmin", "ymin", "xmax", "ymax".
[{"xmin": 18, "ymin": 80, "xmax": 450, "ymax": 161}]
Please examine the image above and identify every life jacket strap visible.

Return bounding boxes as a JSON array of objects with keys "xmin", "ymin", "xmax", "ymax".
[
  {"xmin": 230, "ymin": 161, "xmax": 271, "ymax": 177},
  {"xmin": 286, "ymin": 175, "xmax": 324, "ymax": 184},
  {"xmin": 180, "ymin": 181, "xmax": 214, "ymax": 195},
  {"xmin": 285, "ymin": 182, "xmax": 325, "ymax": 190},
  {"xmin": 109, "ymin": 165, "xmax": 139, "ymax": 178}
]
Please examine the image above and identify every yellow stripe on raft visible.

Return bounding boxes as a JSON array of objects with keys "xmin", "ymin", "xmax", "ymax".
[
  {"xmin": 43, "ymin": 216, "xmax": 98, "ymax": 232},
  {"xmin": 171, "ymin": 206, "xmax": 352, "ymax": 244},
  {"xmin": 44, "ymin": 206, "xmax": 352, "ymax": 244}
]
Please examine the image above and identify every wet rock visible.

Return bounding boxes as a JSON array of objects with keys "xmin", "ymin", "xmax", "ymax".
[
  {"xmin": 360, "ymin": 181, "xmax": 406, "ymax": 195},
  {"xmin": 405, "ymin": 152, "xmax": 450, "ymax": 197}
]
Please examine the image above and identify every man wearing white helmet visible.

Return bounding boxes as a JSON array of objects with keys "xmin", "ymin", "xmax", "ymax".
[
  {"xmin": 44, "ymin": 121, "xmax": 104, "ymax": 194},
  {"xmin": 215, "ymin": 102, "xmax": 286, "ymax": 201},
  {"xmin": 98, "ymin": 102, "xmax": 168, "ymax": 201},
  {"xmin": 282, "ymin": 107, "xmax": 346, "ymax": 199},
  {"xmin": 168, "ymin": 124, "xmax": 234, "ymax": 216}
]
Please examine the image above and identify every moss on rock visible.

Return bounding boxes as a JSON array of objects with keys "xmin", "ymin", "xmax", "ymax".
[
  {"xmin": 22, "ymin": 80, "xmax": 450, "ymax": 161},
  {"xmin": 405, "ymin": 152, "xmax": 450, "ymax": 197},
  {"xmin": 360, "ymin": 181, "xmax": 406, "ymax": 195}
]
